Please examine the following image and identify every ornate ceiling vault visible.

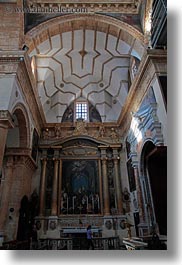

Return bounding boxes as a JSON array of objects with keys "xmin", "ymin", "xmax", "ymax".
[
  {"xmin": 25, "ymin": 14, "xmax": 145, "ymax": 123},
  {"xmin": 27, "ymin": 0, "xmax": 142, "ymax": 13}
]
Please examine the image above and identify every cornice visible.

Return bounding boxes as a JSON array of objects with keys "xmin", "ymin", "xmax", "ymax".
[
  {"xmin": 27, "ymin": 0, "xmax": 142, "ymax": 14},
  {"xmin": 5, "ymin": 147, "xmax": 37, "ymax": 171},
  {"xmin": 0, "ymin": 51, "xmax": 25, "ymax": 64}
]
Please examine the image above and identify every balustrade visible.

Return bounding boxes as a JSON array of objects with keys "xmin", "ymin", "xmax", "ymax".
[{"xmin": 37, "ymin": 236, "xmax": 120, "ymax": 250}]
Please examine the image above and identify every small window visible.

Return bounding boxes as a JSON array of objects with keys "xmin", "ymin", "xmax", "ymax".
[{"xmin": 75, "ymin": 102, "xmax": 88, "ymax": 121}]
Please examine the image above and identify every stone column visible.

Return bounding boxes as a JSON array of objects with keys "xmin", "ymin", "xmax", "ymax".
[
  {"xmin": 113, "ymin": 158, "xmax": 123, "ymax": 214},
  {"xmin": 39, "ymin": 159, "xmax": 47, "ymax": 216},
  {"xmin": 0, "ymin": 111, "xmax": 14, "ymax": 171},
  {"xmin": 51, "ymin": 159, "xmax": 59, "ymax": 216},
  {"xmin": 58, "ymin": 159, "xmax": 62, "ymax": 215},
  {"xmin": 102, "ymin": 159, "xmax": 110, "ymax": 215}
]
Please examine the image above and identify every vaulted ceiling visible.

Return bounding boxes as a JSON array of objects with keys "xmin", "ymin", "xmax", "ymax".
[{"xmin": 26, "ymin": 14, "xmax": 145, "ymax": 123}]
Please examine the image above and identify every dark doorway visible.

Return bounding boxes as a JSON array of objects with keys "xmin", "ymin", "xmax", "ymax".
[
  {"xmin": 142, "ymin": 142, "xmax": 167, "ymax": 236},
  {"xmin": 134, "ymin": 212, "xmax": 140, "ymax": 237},
  {"xmin": 147, "ymin": 146, "xmax": 167, "ymax": 235},
  {"xmin": 17, "ymin": 195, "xmax": 31, "ymax": 242}
]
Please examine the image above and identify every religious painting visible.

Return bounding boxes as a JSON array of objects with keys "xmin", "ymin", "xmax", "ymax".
[{"xmin": 61, "ymin": 160, "xmax": 100, "ymax": 215}]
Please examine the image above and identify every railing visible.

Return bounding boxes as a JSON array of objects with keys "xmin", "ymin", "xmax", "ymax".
[
  {"xmin": 0, "ymin": 237, "xmax": 120, "ymax": 250},
  {"xmin": 0, "ymin": 240, "xmax": 30, "ymax": 250},
  {"xmin": 37, "ymin": 236, "xmax": 120, "ymax": 250},
  {"xmin": 151, "ymin": 0, "xmax": 167, "ymax": 48},
  {"xmin": 94, "ymin": 237, "xmax": 120, "ymax": 250}
]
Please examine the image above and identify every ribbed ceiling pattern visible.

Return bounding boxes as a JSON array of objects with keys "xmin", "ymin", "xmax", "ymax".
[{"xmin": 30, "ymin": 29, "xmax": 135, "ymax": 122}]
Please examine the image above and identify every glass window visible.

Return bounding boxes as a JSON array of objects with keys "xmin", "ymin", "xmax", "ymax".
[{"xmin": 75, "ymin": 102, "xmax": 88, "ymax": 121}]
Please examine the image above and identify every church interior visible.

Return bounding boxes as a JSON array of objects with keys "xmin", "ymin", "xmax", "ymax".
[{"xmin": 0, "ymin": 0, "xmax": 167, "ymax": 250}]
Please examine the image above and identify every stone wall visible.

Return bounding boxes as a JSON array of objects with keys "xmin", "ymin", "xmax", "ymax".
[{"xmin": 0, "ymin": 1, "xmax": 24, "ymax": 50}]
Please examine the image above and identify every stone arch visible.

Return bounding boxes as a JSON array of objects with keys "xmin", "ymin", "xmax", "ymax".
[
  {"xmin": 10, "ymin": 103, "xmax": 30, "ymax": 148},
  {"xmin": 25, "ymin": 13, "xmax": 145, "ymax": 59},
  {"xmin": 139, "ymin": 139, "xmax": 155, "ymax": 174}
]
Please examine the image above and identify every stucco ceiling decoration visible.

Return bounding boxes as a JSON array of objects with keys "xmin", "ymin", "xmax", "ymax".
[
  {"xmin": 26, "ymin": 14, "xmax": 145, "ymax": 123},
  {"xmin": 27, "ymin": 0, "xmax": 142, "ymax": 14}
]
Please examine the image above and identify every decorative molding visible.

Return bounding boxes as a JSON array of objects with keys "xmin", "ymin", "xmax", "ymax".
[
  {"xmin": 40, "ymin": 124, "xmax": 122, "ymax": 145},
  {"xmin": 0, "ymin": 51, "xmax": 25, "ymax": 63},
  {"xmin": 27, "ymin": 1, "xmax": 142, "ymax": 14},
  {"xmin": 25, "ymin": 13, "xmax": 144, "ymax": 44}
]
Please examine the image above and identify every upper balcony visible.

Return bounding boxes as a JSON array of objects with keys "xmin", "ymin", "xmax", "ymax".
[{"xmin": 151, "ymin": 0, "xmax": 167, "ymax": 48}]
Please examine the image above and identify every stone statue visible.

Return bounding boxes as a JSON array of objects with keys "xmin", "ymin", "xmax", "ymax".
[
  {"xmin": 42, "ymin": 129, "xmax": 49, "ymax": 139},
  {"xmin": 55, "ymin": 126, "xmax": 61, "ymax": 138},
  {"xmin": 110, "ymin": 128, "xmax": 119, "ymax": 142},
  {"xmin": 98, "ymin": 125, "xmax": 105, "ymax": 138},
  {"xmin": 73, "ymin": 120, "xmax": 87, "ymax": 135}
]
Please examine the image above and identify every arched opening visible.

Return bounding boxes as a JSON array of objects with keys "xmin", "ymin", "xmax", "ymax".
[
  {"xmin": 141, "ymin": 141, "xmax": 167, "ymax": 235},
  {"xmin": 6, "ymin": 106, "xmax": 29, "ymax": 148}
]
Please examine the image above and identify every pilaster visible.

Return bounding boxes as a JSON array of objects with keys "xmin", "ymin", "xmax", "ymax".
[{"xmin": 0, "ymin": 110, "xmax": 14, "ymax": 170}]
